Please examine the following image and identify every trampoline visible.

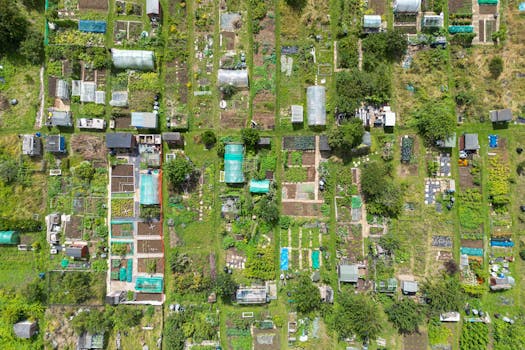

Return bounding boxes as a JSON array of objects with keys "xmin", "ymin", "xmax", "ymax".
[
  {"xmin": 312, "ymin": 250, "xmax": 320, "ymax": 269},
  {"xmin": 140, "ymin": 172, "xmax": 160, "ymax": 205},
  {"xmin": 489, "ymin": 135, "xmax": 498, "ymax": 148},
  {"xmin": 280, "ymin": 248, "xmax": 289, "ymax": 271}
]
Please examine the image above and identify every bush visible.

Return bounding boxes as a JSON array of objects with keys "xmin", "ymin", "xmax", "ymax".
[
  {"xmin": 20, "ymin": 31, "xmax": 44, "ymax": 65},
  {"xmin": 488, "ymin": 56, "xmax": 503, "ymax": 79},
  {"xmin": 201, "ymin": 131, "xmax": 217, "ymax": 148}
]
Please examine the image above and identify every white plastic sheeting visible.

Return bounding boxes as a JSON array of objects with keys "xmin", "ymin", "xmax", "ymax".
[
  {"xmin": 146, "ymin": 0, "xmax": 159, "ymax": 15},
  {"xmin": 306, "ymin": 86, "xmax": 326, "ymax": 126},
  {"xmin": 95, "ymin": 91, "xmax": 106, "ymax": 105},
  {"xmin": 110, "ymin": 91, "xmax": 129, "ymax": 107},
  {"xmin": 393, "ymin": 0, "xmax": 421, "ymax": 12},
  {"xmin": 111, "ymin": 49, "xmax": 155, "ymax": 70},
  {"xmin": 218, "ymin": 69, "xmax": 248, "ymax": 88},
  {"xmin": 363, "ymin": 15, "xmax": 382, "ymax": 28},
  {"xmin": 80, "ymin": 81, "xmax": 96, "ymax": 103}
]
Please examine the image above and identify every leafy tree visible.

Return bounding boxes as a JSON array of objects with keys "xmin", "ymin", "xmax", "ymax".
[
  {"xmin": 0, "ymin": 0, "xmax": 28, "ymax": 54},
  {"xmin": 74, "ymin": 161, "xmax": 95, "ymax": 181},
  {"xmin": 337, "ymin": 37, "xmax": 359, "ymax": 69},
  {"xmin": 361, "ymin": 161, "xmax": 403, "ymax": 217},
  {"xmin": 21, "ymin": 0, "xmax": 45, "ymax": 10},
  {"xmin": 488, "ymin": 56, "xmax": 503, "ymax": 79},
  {"xmin": 385, "ymin": 29, "xmax": 408, "ymax": 61},
  {"xmin": 0, "ymin": 159, "xmax": 19, "ymax": 184},
  {"xmin": 379, "ymin": 233, "xmax": 401, "ymax": 253},
  {"xmin": 255, "ymin": 197, "xmax": 279, "ymax": 226},
  {"xmin": 214, "ymin": 272, "xmax": 237, "ymax": 298},
  {"xmin": 422, "ymin": 277, "xmax": 464, "ymax": 316},
  {"xmin": 413, "ymin": 101, "xmax": 455, "ymax": 144},
  {"xmin": 112, "ymin": 306, "xmax": 143, "ymax": 330},
  {"xmin": 72, "ymin": 308, "xmax": 114, "ymax": 335},
  {"xmin": 164, "ymin": 313, "xmax": 188, "ymax": 350},
  {"xmin": 164, "ymin": 156, "xmax": 194, "ymax": 188},
  {"xmin": 293, "ymin": 274, "xmax": 321, "ymax": 314},
  {"xmin": 519, "ymin": 249, "xmax": 525, "ymax": 261},
  {"xmin": 201, "ymin": 131, "xmax": 217, "ymax": 149},
  {"xmin": 385, "ymin": 298, "xmax": 423, "ymax": 334},
  {"xmin": 241, "ymin": 128, "xmax": 260, "ymax": 150},
  {"xmin": 331, "ymin": 293, "xmax": 383, "ymax": 341},
  {"xmin": 328, "ymin": 118, "xmax": 365, "ymax": 150},
  {"xmin": 20, "ymin": 31, "xmax": 44, "ymax": 65}
]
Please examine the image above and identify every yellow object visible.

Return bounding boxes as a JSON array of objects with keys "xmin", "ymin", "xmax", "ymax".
[{"xmin": 458, "ymin": 159, "xmax": 468, "ymax": 167}]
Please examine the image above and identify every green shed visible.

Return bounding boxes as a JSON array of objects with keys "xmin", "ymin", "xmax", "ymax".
[
  {"xmin": 249, "ymin": 179, "xmax": 270, "ymax": 193},
  {"xmin": 0, "ymin": 231, "xmax": 20, "ymax": 245}
]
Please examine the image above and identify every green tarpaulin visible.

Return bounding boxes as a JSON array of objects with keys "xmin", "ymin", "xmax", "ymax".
[
  {"xmin": 0, "ymin": 231, "xmax": 20, "ymax": 245},
  {"xmin": 249, "ymin": 179, "xmax": 270, "ymax": 193},
  {"xmin": 449, "ymin": 25, "xmax": 474, "ymax": 33},
  {"xmin": 479, "ymin": 0, "xmax": 498, "ymax": 4},
  {"xmin": 135, "ymin": 276, "xmax": 163, "ymax": 293},
  {"xmin": 351, "ymin": 196, "xmax": 362, "ymax": 209}
]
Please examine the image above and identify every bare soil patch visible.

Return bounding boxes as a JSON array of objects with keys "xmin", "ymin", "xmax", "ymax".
[
  {"xmin": 403, "ymin": 331, "xmax": 428, "ymax": 350},
  {"xmin": 112, "ymin": 164, "xmax": 134, "ymax": 176},
  {"xmin": 111, "ymin": 176, "xmax": 134, "ymax": 193},
  {"xmin": 479, "ymin": 4, "xmax": 497, "ymax": 14},
  {"xmin": 368, "ymin": 0, "xmax": 386, "ymax": 14},
  {"xmin": 111, "ymin": 223, "xmax": 133, "ymax": 237},
  {"xmin": 282, "ymin": 202, "xmax": 322, "ymax": 217},
  {"xmin": 459, "ymin": 166, "xmax": 475, "ymax": 188},
  {"xmin": 254, "ymin": 16, "xmax": 276, "ymax": 66},
  {"xmin": 220, "ymin": 111, "xmax": 246, "ymax": 129},
  {"xmin": 306, "ymin": 167, "xmax": 316, "ymax": 181},
  {"xmin": 302, "ymin": 152, "xmax": 315, "ymax": 166},
  {"xmin": 135, "ymin": 293, "xmax": 163, "ymax": 302},
  {"xmin": 70, "ymin": 134, "xmax": 107, "ymax": 165},
  {"xmin": 448, "ymin": 0, "xmax": 471, "ymax": 13},
  {"xmin": 65, "ymin": 216, "xmax": 82, "ymax": 240},
  {"xmin": 78, "ymin": 0, "xmax": 108, "ymax": 11},
  {"xmin": 221, "ymin": 31, "xmax": 236, "ymax": 50},
  {"xmin": 253, "ymin": 328, "xmax": 280, "ymax": 350},
  {"xmin": 137, "ymin": 221, "xmax": 162, "ymax": 236},
  {"xmin": 461, "ymin": 239, "xmax": 483, "ymax": 248},
  {"xmin": 282, "ymin": 184, "xmax": 297, "ymax": 200},
  {"xmin": 253, "ymin": 112, "xmax": 275, "ymax": 130},
  {"xmin": 137, "ymin": 239, "xmax": 163, "ymax": 254}
]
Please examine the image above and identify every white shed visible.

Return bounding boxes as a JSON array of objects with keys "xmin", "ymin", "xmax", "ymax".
[{"xmin": 291, "ymin": 105, "xmax": 304, "ymax": 123}]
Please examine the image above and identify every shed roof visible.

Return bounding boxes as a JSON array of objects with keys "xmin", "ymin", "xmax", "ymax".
[
  {"xmin": 47, "ymin": 109, "xmax": 73, "ymax": 127},
  {"xmin": 362, "ymin": 131, "xmax": 372, "ymax": 147},
  {"xmin": 218, "ymin": 69, "xmax": 249, "ymax": 88},
  {"xmin": 109, "ymin": 91, "xmax": 128, "ymax": 107},
  {"xmin": 489, "ymin": 108, "xmax": 512, "ymax": 122},
  {"xmin": 95, "ymin": 91, "xmax": 105, "ymax": 105},
  {"xmin": 131, "ymin": 112, "xmax": 157, "ymax": 129},
  {"xmin": 464, "ymin": 133, "xmax": 480, "ymax": 151},
  {"xmin": 291, "ymin": 105, "xmax": 304, "ymax": 123},
  {"xmin": 402, "ymin": 280, "xmax": 418, "ymax": 293},
  {"xmin": 106, "ymin": 133, "xmax": 134, "ymax": 148},
  {"xmin": 249, "ymin": 179, "xmax": 270, "ymax": 193},
  {"xmin": 436, "ymin": 133, "xmax": 457, "ymax": 148},
  {"xmin": 45, "ymin": 135, "xmax": 66, "ymax": 153},
  {"xmin": 162, "ymin": 132, "xmax": 183, "ymax": 141},
  {"xmin": 80, "ymin": 81, "xmax": 96, "ymax": 103},
  {"xmin": 56, "ymin": 79, "xmax": 70, "ymax": 100},
  {"xmin": 13, "ymin": 320, "xmax": 38, "ymax": 339},
  {"xmin": 258, "ymin": 137, "xmax": 271, "ymax": 146},
  {"xmin": 384, "ymin": 111, "xmax": 396, "ymax": 127},
  {"xmin": 22, "ymin": 135, "xmax": 42, "ymax": 156},
  {"xmin": 306, "ymin": 86, "xmax": 326, "ymax": 126},
  {"xmin": 0, "ymin": 231, "xmax": 20, "ymax": 245},
  {"xmin": 77, "ymin": 118, "xmax": 106, "ymax": 130},
  {"xmin": 65, "ymin": 245, "xmax": 87, "ymax": 259},
  {"xmin": 224, "ymin": 144, "xmax": 244, "ymax": 183},
  {"xmin": 319, "ymin": 135, "xmax": 331, "ymax": 151},
  {"xmin": 146, "ymin": 0, "xmax": 160, "ymax": 15},
  {"xmin": 111, "ymin": 49, "xmax": 155, "ymax": 71},
  {"xmin": 339, "ymin": 264, "xmax": 359, "ymax": 283}
]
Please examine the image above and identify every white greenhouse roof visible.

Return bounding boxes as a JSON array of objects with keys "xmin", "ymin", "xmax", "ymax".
[
  {"xmin": 218, "ymin": 69, "xmax": 249, "ymax": 88},
  {"xmin": 111, "ymin": 49, "xmax": 155, "ymax": 70},
  {"xmin": 95, "ymin": 91, "xmax": 106, "ymax": 104},
  {"xmin": 110, "ymin": 91, "xmax": 129, "ymax": 107},
  {"xmin": 80, "ymin": 81, "xmax": 96, "ymax": 103},
  {"xmin": 291, "ymin": 105, "xmax": 304, "ymax": 123},
  {"xmin": 71, "ymin": 80, "xmax": 81, "ymax": 96},
  {"xmin": 306, "ymin": 86, "xmax": 326, "ymax": 126},
  {"xmin": 393, "ymin": 0, "xmax": 421, "ymax": 12},
  {"xmin": 363, "ymin": 15, "xmax": 382, "ymax": 28}
]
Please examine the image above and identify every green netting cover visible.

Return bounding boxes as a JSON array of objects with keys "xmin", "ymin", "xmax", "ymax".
[
  {"xmin": 119, "ymin": 267, "xmax": 127, "ymax": 281},
  {"xmin": 312, "ymin": 250, "xmax": 320, "ymax": 269},
  {"xmin": 140, "ymin": 173, "xmax": 160, "ymax": 205},
  {"xmin": 478, "ymin": 0, "xmax": 497, "ymax": 4},
  {"xmin": 460, "ymin": 247, "xmax": 483, "ymax": 257},
  {"xmin": 351, "ymin": 196, "xmax": 363, "ymax": 209},
  {"xmin": 224, "ymin": 144, "xmax": 244, "ymax": 183},
  {"xmin": 250, "ymin": 179, "xmax": 270, "ymax": 193},
  {"xmin": 449, "ymin": 25, "xmax": 474, "ymax": 33},
  {"xmin": 135, "ymin": 276, "xmax": 163, "ymax": 293},
  {"xmin": 0, "ymin": 231, "xmax": 20, "ymax": 245},
  {"xmin": 126, "ymin": 260, "xmax": 133, "ymax": 282}
]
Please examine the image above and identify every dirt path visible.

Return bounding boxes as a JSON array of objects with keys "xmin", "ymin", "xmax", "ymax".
[
  {"xmin": 35, "ymin": 66, "xmax": 44, "ymax": 129},
  {"xmin": 358, "ymin": 39, "xmax": 363, "ymax": 71},
  {"xmin": 298, "ymin": 228, "xmax": 303, "ymax": 269}
]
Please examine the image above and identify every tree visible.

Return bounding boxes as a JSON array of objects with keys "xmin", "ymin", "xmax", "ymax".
[
  {"xmin": 385, "ymin": 29, "xmax": 408, "ymax": 61},
  {"xmin": 112, "ymin": 306, "xmax": 143, "ymax": 331},
  {"xmin": 23, "ymin": 279, "xmax": 46, "ymax": 304},
  {"xmin": 20, "ymin": 31, "xmax": 44, "ymax": 65},
  {"xmin": 74, "ymin": 161, "xmax": 95, "ymax": 181},
  {"xmin": 0, "ymin": 0, "xmax": 28, "ymax": 54},
  {"xmin": 331, "ymin": 293, "xmax": 383, "ymax": 341},
  {"xmin": 0, "ymin": 159, "xmax": 19, "ymax": 184},
  {"xmin": 360, "ymin": 161, "xmax": 403, "ymax": 217},
  {"xmin": 62, "ymin": 272, "xmax": 92, "ymax": 304},
  {"xmin": 488, "ymin": 56, "xmax": 503, "ymax": 79},
  {"xmin": 255, "ymin": 197, "xmax": 279, "ymax": 226},
  {"xmin": 328, "ymin": 118, "xmax": 365, "ymax": 150},
  {"xmin": 379, "ymin": 233, "xmax": 401, "ymax": 253},
  {"xmin": 164, "ymin": 156, "xmax": 194, "ymax": 188},
  {"xmin": 422, "ymin": 277, "xmax": 464, "ymax": 316},
  {"xmin": 201, "ymin": 131, "xmax": 217, "ymax": 149},
  {"xmin": 21, "ymin": 0, "xmax": 45, "ymax": 11},
  {"xmin": 413, "ymin": 101, "xmax": 455, "ymax": 144},
  {"xmin": 519, "ymin": 249, "xmax": 525, "ymax": 261},
  {"xmin": 214, "ymin": 272, "xmax": 237, "ymax": 298},
  {"xmin": 293, "ymin": 274, "xmax": 321, "ymax": 314},
  {"xmin": 241, "ymin": 128, "xmax": 260, "ymax": 150},
  {"xmin": 385, "ymin": 298, "xmax": 423, "ymax": 334}
]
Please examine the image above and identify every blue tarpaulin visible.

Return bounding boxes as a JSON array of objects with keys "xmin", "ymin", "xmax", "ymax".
[
  {"xmin": 520, "ymin": 2, "xmax": 525, "ymax": 11},
  {"xmin": 280, "ymin": 248, "xmax": 289, "ymax": 271},
  {"xmin": 460, "ymin": 247, "xmax": 483, "ymax": 256},
  {"xmin": 78, "ymin": 20, "xmax": 107, "ymax": 33},
  {"xmin": 491, "ymin": 240, "xmax": 514, "ymax": 247},
  {"xmin": 489, "ymin": 135, "xmax": 498, "ymax": 148}
]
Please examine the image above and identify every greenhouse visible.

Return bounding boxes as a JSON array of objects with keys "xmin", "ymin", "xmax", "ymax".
[
  {"xmin": 218, "ymin": 69, "xmax": 249, "ymax": 88},
  {"xmin": 78, "ymin": 20, "xmax": 107, "ymax": 34},
  {"xmin": 131, "ymin": 112, "xmax": 158, "ymax": 129},
  {"xmin": 363, "ymin": 15, "xmax": 382, "ymax": 29},
  {"xmin": 0, "ymin": 231, "xmax": 20, "ymax": 245},
  {"xmin": 306, "ymin": 86, "xmax": 326, "ymax": 126},
  {"xmin": 111, "ymin": 49, "xmax": 155, "ymax": 71},
  {"xmin": 393, "ymin": 0, "xmax": 421, "ymax": 12},
  {"xmin": 80, "ymin": 81, "xmax": 96, "ymax": 103},
  {"xmin": 422, "ymin": 14, "xmax": 444, "ymax": 28},
  {"xmin": 224, "ymin": 143, "xmax": 245, "ymax": 184},
  {"xmin": 249, "ymin": 179, "xmax": 270, "ymax": 193}
]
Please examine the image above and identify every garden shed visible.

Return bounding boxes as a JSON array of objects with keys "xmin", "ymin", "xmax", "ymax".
[
  {"xmin": 0, "ymin": 231, "xmax": 20, "ymax": 245},
  {"xmin": 95, "ymin": 91, "xmax": 105, "ymax": 104},
  {"xmin": 111, "ymin": 49, "xmax": 155, "ymax": 71},
  {"xmin": 363, "ymin": 15, "xmax": 382, "ymax": 29},
  {"xmin": 106, "ymin": 132, "xmax": 136, "ymax": 153},
  {"xmin": 291, "ymin": 105, "xmax": 304, "ymax": 123},
  {"xmin": 162, "ymin": 132, "xmax": 184, "ymax": 147},
  {"xmin": 22, "ymin": 134, "xmax": 42, "ymax": 156},
  {"xmin": 78, "ymin": 20, "xmax": 107, "ymax": 33},
  {"xmin": 146, "ymin": 0, "xmax": 160, "ymax": 16},
  {"xmin": 46, "ymin": 109, "xmax": 72, "ymax": 127},
  {"xmin": 131, "ymin": 112, "xmax": 158, "ymax": 129},
  {"xmin": 224, "ymin": 143, "xmax": 245, "ymax": 184},
  {"xmin": 218, "ymin": 69, "xmax": 249, "ymax": 88},
  {"xmin": 402, "ymin": 280, "xmax": 418, "ymax": 294},
  {"xmin": 77, "ymin": 332, "xmax": 104, "ymax": 349},
  {"xmin": 249, "ymin": 179, "xmax": 270, "ymax": 193},
  {"xmin": 338, "ymin": 264, "xmax": 359, "ymax": 283},
  {"xmin": 65, "ymin": 245, "xmax": 88, "ymax": 259},
  {"xmin": 489, "ymin": 108, "xmax": 512, "ymax": 123},
  {"xmin": 384, "ymin": 107, "xmax": 396, "ymax": 127},
  {"xmin": 319, "ymin": 135, "xmax": 331, "ymax": 151},
  {"xmin": 462, "ymin": 133, "xmax": 480, "ymax": 151},
  {"xmin": 45, "ymin": 135, "xmax": 67, "ymax": 153},
  {"xmin": 56, "ymin": 79, "xmax": 70, "ymax": 100},
  {"xmin": 306, "ymin": 86, "xmax": 326, "ymax": 126},
  {"xmin": 257, "ymin": 137, "xmax": 271, "ymax": 147},
  {"xmin": 393, "ymin": 0, "xmax": 421, "ymax": 12},
  {"xmin": 13, "ymin": 320, "xmax": 38, "ymax": 339}
]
